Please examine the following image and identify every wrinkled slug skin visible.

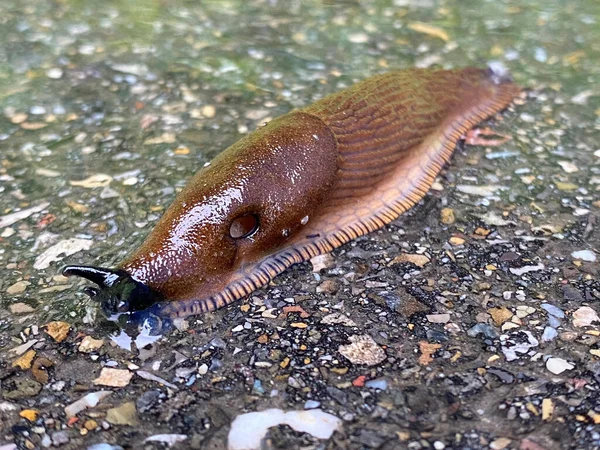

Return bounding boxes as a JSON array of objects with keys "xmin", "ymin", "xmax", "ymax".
[{"xmin": 120, "ymin": 67, "xmax": 520, "ymax": 318}]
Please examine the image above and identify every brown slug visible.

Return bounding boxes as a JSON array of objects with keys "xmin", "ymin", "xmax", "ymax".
[{"xmin": 63, "ymin": 67, "xmax": 520, "ymax": 320}]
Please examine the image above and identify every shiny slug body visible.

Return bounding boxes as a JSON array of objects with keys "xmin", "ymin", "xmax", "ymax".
[{"xmin": 63, "ymin": 67, "xmax": 520, "ymax": 320}]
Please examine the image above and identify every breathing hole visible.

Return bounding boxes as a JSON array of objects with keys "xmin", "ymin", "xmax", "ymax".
[{"xmin": 230, "ymin": 214, "xmax": 259, "ymax": 239}]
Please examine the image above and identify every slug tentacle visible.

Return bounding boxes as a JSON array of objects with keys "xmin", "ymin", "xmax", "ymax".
[
  {"xmin": 62, "ymin": 265, "xmax": 164, "ymax": 315},
  {"xmin": 64, "ymin": 67, "xmax": 520, "ymax": 320}
]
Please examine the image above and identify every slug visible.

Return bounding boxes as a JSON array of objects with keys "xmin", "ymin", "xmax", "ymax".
[{"xmin": 63, "ymin": 67, "xmax": 520, "ymax": 320}]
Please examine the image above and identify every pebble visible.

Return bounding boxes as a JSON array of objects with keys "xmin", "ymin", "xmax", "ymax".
[
  {"xmin": 557, "ymin": 161, "xmax": 579, "ymax": 173},
  {"xmin": 144, "ymin": 435, "xmax": 188, "ymax": 446},
  {"xmin": 44, "ymin": 321, "xmax": 70, "ymax": 342},
  {"xmin": 515, "ymin": 305, "xmax": 536, "ymax": 318},
  {"xmin": 321, "ymin": 313, "xmax": 357, "ymax": 327},
  {"xmin": 490, "ymin": 437, "xmax": 512, "ymax": 450},
  {"xmin": 310, "ymin": 253, "xmax": 335, "ymax": 272},
  {"xmin": 304, "ymin": 400, "xmax": 321, "ymax": 409},
  {"xmin": 33, "ymin": 238, "xmax": 93, "ymax": 270},
  {"xmin": 426, "ymin": 313, "xmax": 451, "ymax": 324},
  {"xmin": 0, "ymin": 202, "xmax": 49, "ymax": 228},
  {"xmin": 572, "ymin": 306, "xmax": 600, "ymax": 327},
  {"xmin": 571, "ymin": 250, "xmax": 597, "ymax": 262},
  {"xmin": 51, "ymin": 431, "xmax": 69, "ymax": 446},
  {"xmin": 65, "ymin": 391, "xmax": 112, "ymax": 417},
  {"xmin": 338, "ymin": 335, "xmax": 386, "ymax": 366},
  {"xmin": 106, "ymin": 402, "xmax": 138, "ymax": 426},
  {"xmin": 228, "ymin": 409, "xmax": 342, "ymax": 450},
  {"xmin": 93, "ymin": 368, "xmax": 133, "ymax": 388},
  {"xmin": 78, "ymin": 336, "xmax": 104, "ymax": 353},
  {"xmin": 509, "ymin": 264, "xmax": 544, "ymax": 276},
  {"xmin": 6, "ymin": 280, "xmax": 30, "ymax": 295},
  {"xmin": 541, "ymin": 303, "xmax": 564, "ymax": 318},
  {"xmin": 87, "ymin": 445, "xmax": 124, "ymax": 450},
  {"xmin": 546, "ymin": 357, "xmax": 574, "ymax": 375},
  {"xmin": 500, "ymin": 331, "xmax": 539, "ymax": 361},
  {"xmin": 456, "ymin": 184, "xmax": 506, "ymax": 196},
  {"xmin": 541, "ymin": 326, "xmax": 558, "ymax": 342},
  {"xmin": 365, "ymin": 379, "xmax": 388, "ymax": 390},
  {"xmin": 467, "ymin": 323, "xmax": 499, "ymax": 339},
  {"xmin": 9, "ymin": 302, "xmax": 35, "ymax": 314},
  {"xmin": 46, "ymin": 68, "xmax": 63, "ymax": 79},
  {"xmin": 30, "ymin": 106, "xmax": 46, "ymax": 115},
  {"xmin": 440, "ymin": 208, "xmax": 455, "ymax": 224},
  {"xmin": 391, "ymin": 253, "xmax": 430, "ymax": 267}
]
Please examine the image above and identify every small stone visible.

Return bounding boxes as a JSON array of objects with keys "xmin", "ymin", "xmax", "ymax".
[
  {"xmin": 321, "ymin": 313, "xmax": 356, "ymax": 327},
  {"xmin": 490, "ymin": 437, "xmax": 511, "ymax": 450},
  {"xmin": 144, "ymin": 133, "xmax": 176, "ymax": 145},
  {"xmin": 310, "ymin": 253, "xmax": 335, "ymax": 272},
  {"xmin": 316, "ymin": 279, "xmax": 339, "ymax": 294},
  {"xmin": 9, "ymin": 302, "xmax": 35, "ymax": 314},
  {"xmin": 70, "ymin": 174, "xmax": 113, "ymax": 188},
  {"xmin": 93, "ymin": 368, "xmax": 133, "ymax": 387},
  {"xmin": 19, "ymin": 409, "xmax": 39, "ymax": 421},
  {"xmin": 456, "ymin": 184, "xmax": 506, "ymax": 196},
  {"xmin": 546, "ymin": 357, "xmax": 574, "ymax": 375},
  {"xmin": 426, "ymin": 313, "xmax": 450, "ymax": 324},
  {"xmin": 7, "ymin": 281, "xmax": 30, "ymax": 295},
  {"xmin": 572, "ymin": 306, "xmax": 600, "ymax": 327},
  {"xmin": 12, "ymin": 350, "xmax": 36, "ymax": 369},
  {"xmin": 65, "ymin": 391, "xmax": 112, "ymax": 417},
  {"xmin": 557, "ymin": 161, "xmax": 578, "ymax": 173},
  {"xmin": 391, "ymin": 253, "xmax": 430, "ymax": 267},
  {"xmin": 541, "ymin": 304, "xmax": 564, "ymax": 318},
  {"xmin": 542, "ymin": 398, "xmax": 554, "ymax": 421},
  {"xmin": 10, "ymin": 112, "xmax": 28, "ymax": 124},
  {"xmin": 338, "ymin": 335, "xmax": 386, "ymax": 366},
  {"xmin": 51, "ymin": 431, "xmax": 69, "ymax": 446},
  {"xmin": 34, "ymin": 238, "xmax": 93, "ymax": 269},
  {"xmin": 348, "ymin": 32, "xmax": 369, "ymax": 43},
  {"xmin": 468, "ymin": 323, "xmax": 499, "ymax": 339},
  {"xmin": 571, "ymin": 250, "xmax": 597, "ymax": 262},
  {"xmin": 509, "ymin": 264, "xmax": 544, "ymax": 276},
  {"xmin": 84, "ymin": 419, "xmax": 99, "ymax": 430},
  {"xmin": 365, "ymin": 378, "xmax": 388, "ymax": 390},
  {"xmin": 78, "ymin": 336, "xmax": 104, "ymax": 353},
  {"xmin": 202, "ymin": 105, "xmax": 216, "ymax": 118},
  {"xmin": 448, "ymin": 236, "xmax": 465, "ymax": 246},
  {"xmin": 541, "ymin": 327, "xmax": 558, "ymax": 342},
  {"xmin": 44, "ymin": 321, "xmax": 70, "ymax": 342},
  {"xmin": 30, "ymin": 106, "xmax": 46, "ymax": 115},
  {"xmin": 419, "ymin": 341, "xmax": 442, "ymax": 365},
  {"xmin": 46, "ymin": 68, "xmax": 63, "ymax": 79},
  {"xmin": 106, "ymin": 402, "xmax": 138, "ymax": 426},
  {"xmin": 440, "ymin": 208, "xmax": 455, "ymax": 224},
  {"xmin": 488, "ymin": 307, "xmax": 513, "ymax": 326}
]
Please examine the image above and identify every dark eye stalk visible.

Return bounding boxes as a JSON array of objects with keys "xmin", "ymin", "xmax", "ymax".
[{"xmin": 62, "ymin": 265, "xmax": 163, "ymax": 315}]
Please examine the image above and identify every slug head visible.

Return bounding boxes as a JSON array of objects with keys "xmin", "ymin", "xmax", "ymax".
[{"xmin": 62, "ymin": 265, "xmax": 164, "ymax": 316}]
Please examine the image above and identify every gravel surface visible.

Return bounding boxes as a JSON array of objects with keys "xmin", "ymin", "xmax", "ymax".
[{"xmin": 1, "ymin": 1, "xmax": 599, "ymax": 449}]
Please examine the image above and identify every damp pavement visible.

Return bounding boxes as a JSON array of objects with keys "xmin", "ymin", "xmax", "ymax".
[{"xmin": 1, "ymin": 1, "xmax": 600, "ymax": 449}]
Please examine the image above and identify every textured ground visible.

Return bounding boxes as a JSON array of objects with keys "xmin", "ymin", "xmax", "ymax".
[{"xmin": 1, "ymin": 1, "xmax": 600, "ymax": 449}]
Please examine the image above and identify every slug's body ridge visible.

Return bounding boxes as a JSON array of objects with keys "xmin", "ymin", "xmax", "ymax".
[{"xmin": 63, "ymin": 67, "xmax": 520, "ymax": 320}]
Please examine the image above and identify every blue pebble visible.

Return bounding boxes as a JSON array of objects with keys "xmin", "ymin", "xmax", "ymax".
[
  {"xmin": 542, "ymin": 326, "xmax": 558, "ymax": 342},
  {"xmin": 541, "ymin": 303, "xmax": 564, "ymax": 318},
  {"xmin": 365, "ymin": 379, "xmax": 388, "ymax": 390}
]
